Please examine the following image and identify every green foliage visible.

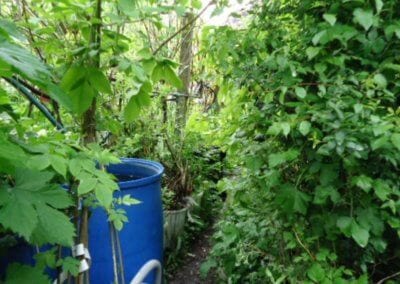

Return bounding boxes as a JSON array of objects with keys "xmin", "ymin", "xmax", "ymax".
[{"xmin": 202, "ymin": 0, "xmax": 400, "ymax": 282}]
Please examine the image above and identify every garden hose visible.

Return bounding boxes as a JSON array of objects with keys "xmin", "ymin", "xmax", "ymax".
[{"xmin": 4, "ymin": 77, "xmax": 66, "ymax": 132}]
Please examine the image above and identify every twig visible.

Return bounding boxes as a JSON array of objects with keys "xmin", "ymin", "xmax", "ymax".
[
  {"xmin": 153, "ymin": 1, "xmax": 214, "ymax": 55},
  {"xmin": 293, "ymin": 228, "xmax": 315, "ymax": 261},
  {"xmin": 377, "ymin": 271, "xmax": 400, "ymax": 284}
]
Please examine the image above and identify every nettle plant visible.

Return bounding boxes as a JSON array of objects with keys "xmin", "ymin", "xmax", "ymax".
[{"xmin": 203, "ymin": 0, "xmax": 400, "ymax": 283}]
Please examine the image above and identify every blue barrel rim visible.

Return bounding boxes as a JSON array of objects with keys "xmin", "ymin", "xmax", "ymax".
[{"xmin": 112, "ymin": 158, "xmax": 164, "ymax": 189}]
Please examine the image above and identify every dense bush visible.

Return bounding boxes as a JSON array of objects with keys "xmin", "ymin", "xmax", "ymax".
[{"xmin": 203, "ymin": 0, "xmax": 400, "ymax": 282}]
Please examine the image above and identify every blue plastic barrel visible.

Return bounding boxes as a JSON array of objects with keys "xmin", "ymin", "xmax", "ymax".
[{"xmin": 88, "ymin": 158, "xmax": 164, "ymax": 284}]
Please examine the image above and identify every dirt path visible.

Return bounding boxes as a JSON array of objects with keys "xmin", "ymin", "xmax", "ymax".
[{"xmin": 167, "ymin": 227, "xmax": 216, "ymax": 284}]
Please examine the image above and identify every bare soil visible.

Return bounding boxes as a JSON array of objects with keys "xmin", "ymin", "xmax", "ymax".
[{"xmin": 167, "ymin": 227, "xmax": 216, "ymax": 284}]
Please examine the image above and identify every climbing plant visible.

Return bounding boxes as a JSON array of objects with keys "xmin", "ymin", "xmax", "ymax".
[{"xmin": 202, "ymin": 0, "xmax": 400, "ymax": 282}]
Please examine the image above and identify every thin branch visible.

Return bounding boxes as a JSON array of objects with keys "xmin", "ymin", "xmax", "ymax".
[
  {"xmin": 377, "ymin": 271, "xmax": 400, "ymax": 284},
  {"xmin": 293, "ymin": 228, "xmax": 316, "ymax": 261},
  {"xmin": 153, "ymin": 1, "xmax": 214, "ymax": 55}
]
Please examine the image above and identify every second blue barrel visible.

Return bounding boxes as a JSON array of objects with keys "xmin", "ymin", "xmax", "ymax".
[{"xmin": 88, "ymin": 158, "xmax": 164, "ymax": 283}]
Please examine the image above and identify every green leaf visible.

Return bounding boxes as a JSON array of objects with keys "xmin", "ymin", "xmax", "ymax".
[
  {"xmin": 373, "ymin": 73, "xmax": 387, "ymax": 89},
  {"xmin": 32, "ymin": 204, "xmax": 75, "ymax": 246},
  {"xmin": 60, "ymin": 66, "xmax": 86, "ymax": 91},
  {"xmin": 390, "ymin": 133, "xmax": 400, "ymax": 150},
  {"xmin": 38, "ymin": 185, "xmax": 73, "ymax": 209},
  {"xmin": 323, "ymin": 14, "xmax": 337, "ymax": 26},
  {"xmin": 353, "ymin": 9, "xmax": 374, "ymax": 31},
  {"xmin": 69, "ymin": 81, "xmax": 96, "ymax": 115},
  {"xmin": 0, "ymin": 196, "xmax": 38, "ymax": 240},
  {"xmin": 275, "ymin": 184, "xmax": 310, "ymax": 215},
  {"xmin": 14, "ymin": 169, "xmax": 54, "ymax": 191},
  {"xmin": 375, "ymin": 0, "xmax": 383, "ymax": 13},
  {"xmin": 164, "ymin": 65, "xmax": 183, "ymax": 89},
  {"xmin": 124, "ymin": 81, "xmax": 152, "ymax": 122},
  {"xmin": 351, "ymin": 221, "xmax": 369, "ymax": 248},
  {"xmin": 337, "ymin": 216, "xmax": 352, "ymax": 237},
  {"xmin": 60, "ymin": 257, "xmax": 80, "ymax": 277},
  {"xmin": 0, "ymin": 19, "xmax": 26, "ymax": 41},
  {"xmin": 50, "ymin": 155, "xmax": 67, "ymax": 178},
  {"xmin": 306, "ymin": 47, "xmax": 320, "ymax": 60},
  {"xmin": 313, "ymin": 185, "xmax": 340, "ymax": 205},
  {"xmin": 152, "ymin": 61, "xmax": 183, "ymax": 89},
  {"xmin": 69, "ymin": 158, "xmax": 83, "ymax": 177},
  {"xmin": 295, "ymin": 87, "xmax": 306, "ymax": 99},
  {"xmin": 87, "ymin": 68, "xmax": 112, "ymax": 94},
  {"xmin": 307, "ymin": 263, "xmax": 325, "ymax": 282},
  {"xmin": 268, "ymin": 150, "xmax": 299, "ymax": 168},
  {"xmin": 373, "ymin": 179, "xmax": 391, "ymax": 201},
  {"xmin": 78, "ymin": 178, "xmax": 97, "ymax": 195},
  {"xmin": 5, "ymin": 264, "xmax": 49, "ymax": 284},
  {"xmin": 27, "ymin": 155, "xmax": 50, "ymax": 171},
  {"xmin": 281, "ymin": 122, "xmax": 291, "ymax": 136},
  {"xmin": 352, "ymin": 175, "xmax": 373, "ymax": 192},
  {"xmin": 299, "ymin": 121, "xmax": 311, "ymax": 136},
  {"xmin": 95, "ymin": 185, "xmax": 113, "ymax": 208}
]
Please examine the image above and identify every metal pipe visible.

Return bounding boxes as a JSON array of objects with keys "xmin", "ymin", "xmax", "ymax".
[{"xmin": 130, "ymin": 260, "xmax": 162, "ymax": 284}]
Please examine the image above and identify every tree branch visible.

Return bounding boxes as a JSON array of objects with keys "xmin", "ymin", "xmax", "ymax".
[{"xmin": 153, "ymin": 1, "xmax": 214, "ymax": 55}]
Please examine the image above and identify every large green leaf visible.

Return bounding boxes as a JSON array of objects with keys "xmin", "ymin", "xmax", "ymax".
[
  {"xmin": 5, "ymin": 264, "xmax": 49, "ymax": 284},
  {"xmin": 31, "ymin": 204, "xmax": 75, "ymax": 246},
  {"xmin": 0, "ymin": 194, "xmax": 38, "ymax": 240},
  {"xmin": 124, "ymin": 81, "xmax": 152, "ymax": 122},
  {"xmin": 353, "ymin": 9, "xmax": 374, "ymax": 31},
  {"xmin": 275, "ymin": 184, "xmax": 310, "ymax": 215},
  {"xmin": 0, "ymin": 169, "xmax": 74, "ymax": 244}
]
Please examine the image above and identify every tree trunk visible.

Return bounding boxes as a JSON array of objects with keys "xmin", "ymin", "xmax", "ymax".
[
  {"xmin": 81, "ymin": 0, "xmax": 101, "ymax": 144},
  {"xmin": 175, "ymin": 13, "xmax": 194, "ymax": 139},
  {"xmin": 78, "ymin": 1, "xmax": 101, "ymax": 283}
]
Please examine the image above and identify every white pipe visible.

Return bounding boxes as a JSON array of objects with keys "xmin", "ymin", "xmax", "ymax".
[{"xmin": 130, "ymin": 260, "xmax": 162, "ymax": 284}]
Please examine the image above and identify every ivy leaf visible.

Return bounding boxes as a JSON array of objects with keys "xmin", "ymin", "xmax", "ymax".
[
  {"xmin": 5, "ymin": 264, "xmax": 49, "ymax": 284},
  {"xmin": 275, "ymin": 184, "xmax": 310, "ymax": 215},
  {"xmin": 353, "ymin": 9, "xmax": 374, "ymax": 31},
  {"xmin": 295, "ymin": 87, "xmax": 306, "ymax": 99},
  {"xmin": 299, "ymin": 121, "xmax": 311, "ymax": 136},
  {"xmin": 323, "ymin": 14, "xmax": 337, "ymax": 26}
]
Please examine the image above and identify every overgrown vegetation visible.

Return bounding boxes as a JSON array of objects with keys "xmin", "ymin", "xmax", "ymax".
[
  {"xmin": 1, "ymin": 0, "xmax": 400, "ymax": 283},
  {"xmin": 201, "ymin": 0, "xmax": 400, "ymax": 283}
]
